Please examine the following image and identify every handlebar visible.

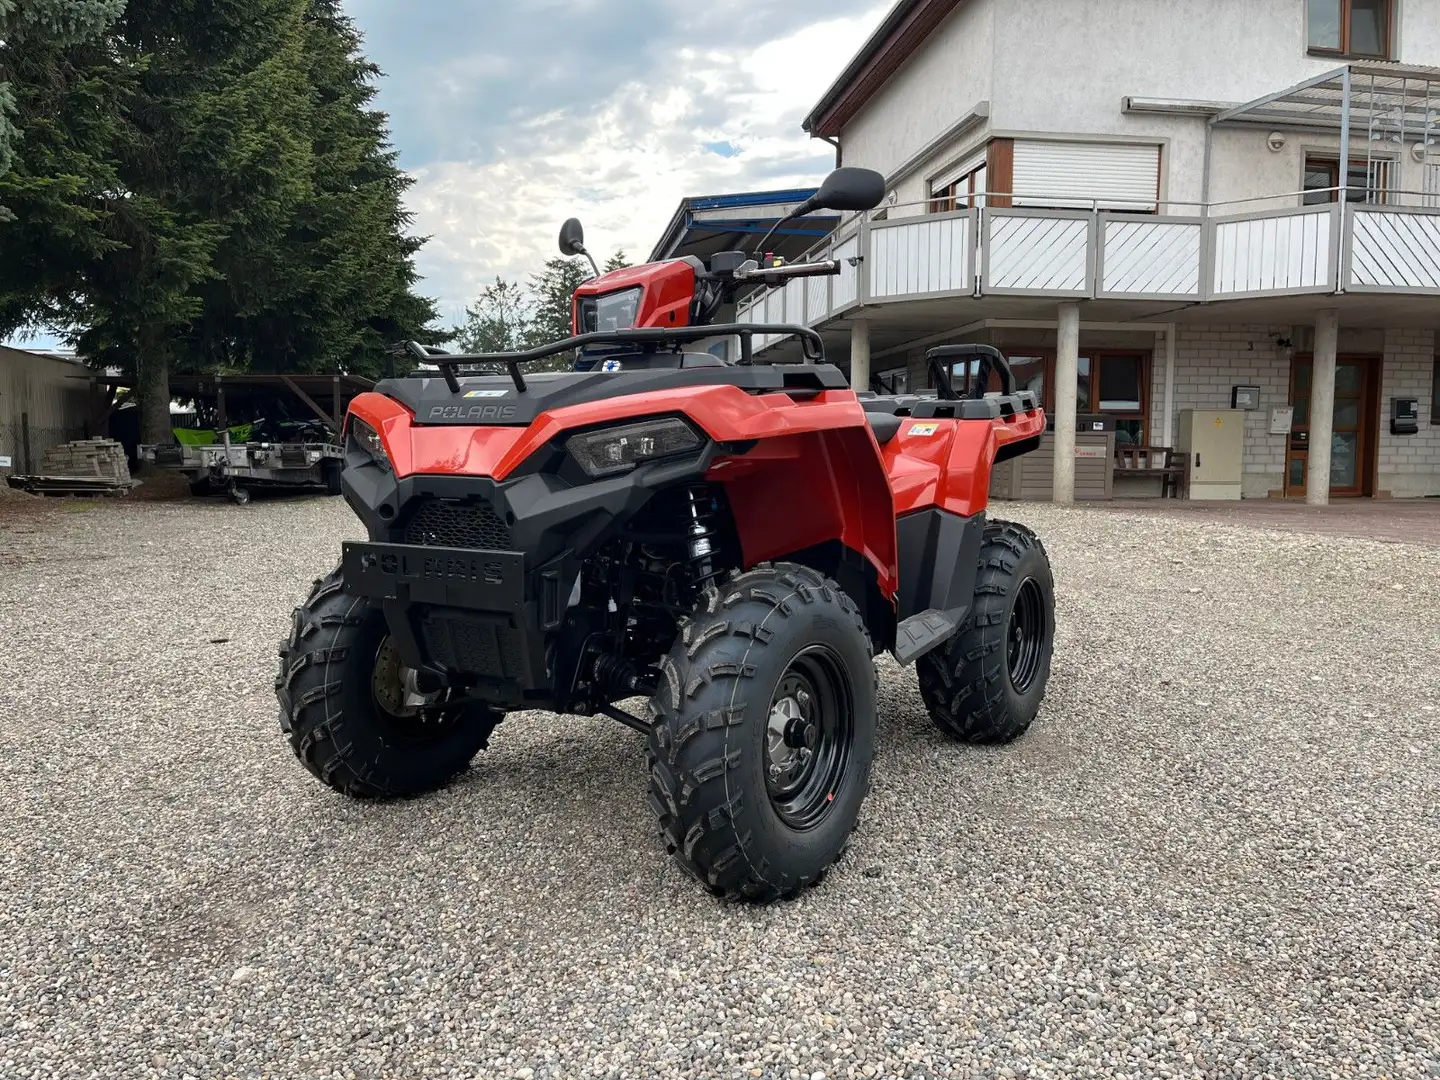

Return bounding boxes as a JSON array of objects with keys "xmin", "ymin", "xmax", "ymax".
[{"xmin": 732, "ymin": 258, "xmax": 842, "ymax": 283}]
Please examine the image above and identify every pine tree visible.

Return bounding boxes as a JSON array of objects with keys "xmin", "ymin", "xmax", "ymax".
[
  {"xmin": 233, "ymin": 0, "xmax": 444, "ymax": 378},
  {"xmin": 456, "ymin": 277, "xmax": 530, "ymax": 354},
  {"xmin": 604, "ymin": 249, "xmax": 631, "ymax": 273},
  {"xmin": 0, "ymin": 0, "xmax": 124, "ymax": 188}
]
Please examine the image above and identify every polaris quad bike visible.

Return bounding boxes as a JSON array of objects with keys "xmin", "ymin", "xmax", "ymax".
[{"xmin": 275, "ymin": 166, "xmax": 1056, "ymax": 902}]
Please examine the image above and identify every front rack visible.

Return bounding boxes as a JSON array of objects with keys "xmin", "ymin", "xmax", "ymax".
[{"xmin": 404, "ymin": 323, "xmax": 825, "ymax": 393}]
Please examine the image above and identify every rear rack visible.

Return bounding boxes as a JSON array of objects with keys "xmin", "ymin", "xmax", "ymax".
[{"xmin": 404, "ymin": 323, "xmax": 825, "ymax": 393}]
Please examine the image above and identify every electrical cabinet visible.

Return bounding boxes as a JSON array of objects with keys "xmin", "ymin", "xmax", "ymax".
[{"xmin": 1176, "ymin": 409, "xmax": 1245, "ymax": 500}]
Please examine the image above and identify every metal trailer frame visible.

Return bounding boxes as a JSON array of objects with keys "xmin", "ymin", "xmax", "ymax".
[{"xmin": 80, "ymin": 370, "xmax": 376, "ymax": 504}]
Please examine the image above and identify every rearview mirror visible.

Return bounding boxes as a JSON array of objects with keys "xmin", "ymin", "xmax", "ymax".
[
  {"xmin": 805, "ymin": 167, "xmax": 886, "ymax": 214},
  {"xmin": 559, "ymin": 218, "xmax": 586, "ymax": 257}
]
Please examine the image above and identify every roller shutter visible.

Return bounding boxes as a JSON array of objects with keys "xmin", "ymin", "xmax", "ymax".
[{"xmin": 1011, "ymin": 141, "xmax": 1160, "ymax": 211}]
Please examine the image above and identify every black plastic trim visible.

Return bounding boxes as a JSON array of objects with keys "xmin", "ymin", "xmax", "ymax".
[{"xmin": 894, "ymin": 507, "xmax": 986, "ymax": 624}]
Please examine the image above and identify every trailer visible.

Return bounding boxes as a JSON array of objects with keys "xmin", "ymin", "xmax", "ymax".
[{"xmin": 83, "ymin": 371, "xmax": 375, "ymax": 504}]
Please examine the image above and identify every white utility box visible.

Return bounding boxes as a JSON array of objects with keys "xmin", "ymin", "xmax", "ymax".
[{"xmin": 1176, "ymin": 409, "xmax": 1245, "ymax": 500}]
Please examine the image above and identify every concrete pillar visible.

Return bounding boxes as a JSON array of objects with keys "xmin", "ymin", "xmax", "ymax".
[
  {"xmin": 849, "ymin": 319, "xmax": 870, "ymax": 391},
  {"xmin": 1307, "ymin": 308, "xmax": 1339, "ymax": 506},
  {"xmin": 1052, "ymin": 303, "xmax": 1081, "ymax": 504},
  {"xmin": 1162, "ymin": 324, "xmax": 1178, "ymax": 448}
]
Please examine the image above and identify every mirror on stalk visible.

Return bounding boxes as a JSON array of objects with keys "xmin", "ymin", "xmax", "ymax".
[
  {"xmin": 559, "ymin": 218, "xmax": 586, "ymax": 257},
  {"xmin": 804, "ymin": 167, "xmax": 886, "ymax": 214}
]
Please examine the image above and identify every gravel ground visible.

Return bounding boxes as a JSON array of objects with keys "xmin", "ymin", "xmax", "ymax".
[{"xmin": 1, "ymin": 493, "xmax": 1438, "ymax": 1080}]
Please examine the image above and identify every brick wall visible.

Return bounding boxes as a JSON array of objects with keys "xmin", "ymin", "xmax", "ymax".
[
  {"xmin": 1378, "ymin": 329, "xmax": 1439, "ymax": 498},
  {"xmin": 1164, "ymin": 324, "xmax": 1291, "ymax": 497}
]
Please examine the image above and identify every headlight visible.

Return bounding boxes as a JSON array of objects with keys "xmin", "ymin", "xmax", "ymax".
[
  {"xmin": 565, "ymin": 417, "xmax": 703, "ymax": 478},
  {"xmin": 347, "ymin": 417, "xmax": 391, "ymax": 471}
]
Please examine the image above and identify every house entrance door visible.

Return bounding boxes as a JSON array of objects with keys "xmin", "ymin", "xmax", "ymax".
[{"xmin": 1284, "ymin": 354, "xmax": 1380, "ymax": 498}]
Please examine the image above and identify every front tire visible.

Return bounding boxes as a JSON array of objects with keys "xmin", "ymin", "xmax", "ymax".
[
  {"xmin": 275, "ymin": 566, "xmax": 502, "ymax": 798},
  {"xmin": 646, "ymin": 563, "xmax": 877, "ymax": 902},
  {"xmin": 917, "ymin": 519, "xmax": 1055, "ymax": 744}
]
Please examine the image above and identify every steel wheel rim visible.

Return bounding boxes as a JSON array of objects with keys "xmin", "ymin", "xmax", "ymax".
[
  {"xmin": 371, "ymin": 637, "xmax": 456, "ymax": 734},
  {"xmin": 764, "ymin": 645, "xmax": 854, "ymax": 830},
  {"xmin": 1007, "ymin": 577, "xmax": 1046, "ymax": 694}
]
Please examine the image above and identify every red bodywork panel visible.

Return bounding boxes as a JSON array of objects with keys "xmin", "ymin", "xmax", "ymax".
[
  {"xmin": 881, "ymin": 410, "xmax": 1046, "ymax": 518},
  {"xmin": 347, "ymin": 386, "xmax": 1046, "ymax": 608},
  {"xmin": 571, "ymin": 260, "xmax": 696, "ymax": 333}
]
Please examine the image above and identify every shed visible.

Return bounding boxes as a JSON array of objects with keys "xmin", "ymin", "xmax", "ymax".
[{"xmin": 0, "ymin": 346, "xmax": 104, "ymax": 476}]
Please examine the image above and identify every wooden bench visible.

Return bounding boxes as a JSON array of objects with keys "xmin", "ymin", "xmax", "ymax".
[{"xmin": 1114, "ymin": 445, "xmax": 1188, "ymax": 498}]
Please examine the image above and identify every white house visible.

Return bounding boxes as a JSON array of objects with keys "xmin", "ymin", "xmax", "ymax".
[{"xmin": 732, "ymin": 0, "xmax": 1440, "ymax": 502}]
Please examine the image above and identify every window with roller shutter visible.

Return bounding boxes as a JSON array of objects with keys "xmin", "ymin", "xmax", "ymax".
[{"xmin": 1009, "ymin": 141, "xmax": 1161, "ymax": 213}]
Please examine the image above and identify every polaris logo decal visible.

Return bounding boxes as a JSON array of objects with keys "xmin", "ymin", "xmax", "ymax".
[
  {"xmin": 428, "ymin": 404, "xmax": 519, "ymax": 421},
  {"xmin": 908, "ymin": 423, "xmax": 940, "ymax": 436},
  {"xmin": 464, "ymin": 389, "xmax": 509, "ymax": 398}
]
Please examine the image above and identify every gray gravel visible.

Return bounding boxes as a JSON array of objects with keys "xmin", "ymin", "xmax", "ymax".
[{"xmin": 1, "ymin": 493, "xmax": 1438, "ymax": 1079}]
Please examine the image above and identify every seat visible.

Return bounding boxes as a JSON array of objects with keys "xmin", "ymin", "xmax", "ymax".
[{"xmin": 866, "ymin": 411, "xmax": 903, "ymax": 446}]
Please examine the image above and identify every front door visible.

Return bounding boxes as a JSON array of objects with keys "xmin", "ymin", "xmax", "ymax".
[{"xmin": 1285, "ymin": 354, "xmax": 1379, "ymax": 498}]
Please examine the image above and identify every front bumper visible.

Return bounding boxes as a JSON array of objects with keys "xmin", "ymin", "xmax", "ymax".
[{"xmin": 336, "ymin": 435, "xmax": 732, "ymax": 709}]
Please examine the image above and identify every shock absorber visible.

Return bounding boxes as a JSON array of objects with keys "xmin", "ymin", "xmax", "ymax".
[{"xmin": 684, "ymin": 484, "xmax": 722, "ymax": 588}]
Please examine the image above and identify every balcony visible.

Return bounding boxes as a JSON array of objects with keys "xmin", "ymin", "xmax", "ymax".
[{"xmin": 734, "ymin": 191, "xmax": 1440, "ymax": 350}]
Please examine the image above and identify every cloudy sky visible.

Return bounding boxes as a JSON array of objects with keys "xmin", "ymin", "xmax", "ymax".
[
  {"xmin": 6, "ymin": 0, "xmax": 888, "ymax": 350},
  {"xmin": 356, "ymin": 0, "xmax": 889, "ymax": 328}
]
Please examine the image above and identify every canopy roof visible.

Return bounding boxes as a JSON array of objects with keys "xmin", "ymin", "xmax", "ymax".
[{"xmin": 1211, "ymin": 61, "xmax": 1440, "ymax": 136}]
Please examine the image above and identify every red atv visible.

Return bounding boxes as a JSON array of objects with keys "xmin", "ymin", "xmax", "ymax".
[{"xmin": 275, "ymin": 167, "xmax": 1055, "ymax": 902}]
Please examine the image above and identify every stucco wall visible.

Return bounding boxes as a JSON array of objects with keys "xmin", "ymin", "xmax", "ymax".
[
  {"xmin": 839, "ymin": 0, "xmax": 995, "ymax": 211},
  {"xmin": 839, "ymin": 0, "xmax": 1440, "ymax": 212}
]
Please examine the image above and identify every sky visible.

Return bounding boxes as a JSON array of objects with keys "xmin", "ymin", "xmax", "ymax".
[{"xmin": 6, "ymin": 0, "xmax": 889, "ymax": 351}]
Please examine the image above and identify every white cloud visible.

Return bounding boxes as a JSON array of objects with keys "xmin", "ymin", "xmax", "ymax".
[{"xmin": 403, "ymin": 3, "xmax": 889, "ymax": 328}]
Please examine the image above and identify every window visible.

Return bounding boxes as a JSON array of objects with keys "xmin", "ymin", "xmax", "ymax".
[
  {"xmin": 1308, "ymin": 0, "xmax": 1391, "ymax": 58},
  {"xmin": 1302, "ymin": 156, "xmax": 1391, "ymax": 205},
  {"xmin": 944, "ymin": 349, "xmax": 1150, "ymax": 444},
  {"xmin": 930, "ymin": 160, "xmax": 987, "ymax": 213}
]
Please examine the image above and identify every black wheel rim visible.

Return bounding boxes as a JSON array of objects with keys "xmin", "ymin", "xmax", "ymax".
[
  {"xmin": 1007, "ymin": 577, "xmax": 1047, "ymax": 694},
  {"xmin": 370, "ymin": 636, "xmax": 460, "ymax": 738},
  {"xmin": 764, "ymin": 645, "xmax": 855, "ymax": 831}
]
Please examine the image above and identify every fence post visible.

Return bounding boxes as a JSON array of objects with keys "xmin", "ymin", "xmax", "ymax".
[{"xmin": 21, "ymin": 411, "xmax": 32, "ymax": 474}]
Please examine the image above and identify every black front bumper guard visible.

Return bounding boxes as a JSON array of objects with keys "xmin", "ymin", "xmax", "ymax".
[{"xmin": 341, "ymin": 540, "xmax": 545, "ymax": 700}]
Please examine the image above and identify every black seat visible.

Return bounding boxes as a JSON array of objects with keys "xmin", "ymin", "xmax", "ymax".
[{"xmin": 866, "ymin": 411, "xmax": 903, "ymax": 446}]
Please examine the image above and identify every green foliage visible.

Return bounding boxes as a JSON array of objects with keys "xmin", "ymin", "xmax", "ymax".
[
  {"xmin": 456, "ymin": 276, "xmax": 530, "ymax": 354},
  {"xmin": 454, "ymin": 249, "xmax": 631, "ymax": 373},
  {"xmin": 0, "ymin": 0, "xmax": 444, "ymax": 442},
  {"xmin": 0, "ymin": 0, "xmax": 124, "ymax": 192}
]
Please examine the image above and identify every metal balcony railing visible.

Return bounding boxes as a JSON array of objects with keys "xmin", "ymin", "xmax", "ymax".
[{"xmin": 733, "ymin": 187, "xmax": 1440, "ymax": 349}]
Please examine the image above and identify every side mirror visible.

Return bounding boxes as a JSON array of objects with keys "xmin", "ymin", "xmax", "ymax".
[
  {"xmin": 801, "ymin": 167, "xmax": 887, "ymax": 215},
  {"xmin": 559, "ymin": 218, "xmax": 586, "ymax": 257}
]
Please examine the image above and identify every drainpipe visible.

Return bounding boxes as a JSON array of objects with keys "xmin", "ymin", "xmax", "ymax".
[{"xmin": 815, "ymin": 134, "xmax": 841, "ymax": 169}]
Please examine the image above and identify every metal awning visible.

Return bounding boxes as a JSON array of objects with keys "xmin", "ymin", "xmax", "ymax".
[{"xmin": 1211, "ymin": 62, "xmax": 1440, "ymax": 135}]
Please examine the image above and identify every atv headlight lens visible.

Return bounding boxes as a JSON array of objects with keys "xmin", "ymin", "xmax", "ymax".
[
  {"xmin": 565, "ymin": 417, "xmax": 703, "ymax": 478},
  {"xmin": 347, "ymin": 417, "xmax": 391, "ymax": 471}
]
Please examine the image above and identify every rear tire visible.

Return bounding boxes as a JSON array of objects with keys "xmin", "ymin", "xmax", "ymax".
[
  {"xmin": 646, "ymin": 562, "xmax": 877, "ymax": 902},
  {"xmin": 275, "ymin": 565, "xmax": 502, "ymax": 798},
  {"xmin": 917, "ymin": 519, "xmax": 1055, "ymax": 745}
]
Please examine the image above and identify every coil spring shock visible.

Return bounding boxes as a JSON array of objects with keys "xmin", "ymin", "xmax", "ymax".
[{"xmin": 683, "ymin": 484, "xmax": 723, "ymax": 589}]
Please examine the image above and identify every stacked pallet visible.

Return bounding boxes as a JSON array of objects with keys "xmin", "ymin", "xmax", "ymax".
[{"xmin": 39, "ymin": 439, "xmax": 133, "ymax": 484}]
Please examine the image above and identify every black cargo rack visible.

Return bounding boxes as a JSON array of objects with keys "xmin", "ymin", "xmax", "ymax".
[{"xmin": 404, "ymin": 323, "xmax": 825, "ymax": 393}]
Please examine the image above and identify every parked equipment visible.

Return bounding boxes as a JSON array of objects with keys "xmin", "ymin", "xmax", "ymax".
[
  {"xmin": 275, "ymin": 166, "xmax": 1057, "ymax": 902},
  {"xmin": 120, "ymin": 373, "xmax": 374, "ymax": 503}
]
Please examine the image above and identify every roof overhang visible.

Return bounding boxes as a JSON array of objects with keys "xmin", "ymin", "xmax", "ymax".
[
  {"xmin": 647, "ymin": 188, "xmax": 839, "ymax": 263},
  {"xmin": 1208, "ymin": 61, "xmax": 1440, "ymax": 134},
  {"xmin": 802, "ymin": 0, "xmax": 967, "ymax": 139}
]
